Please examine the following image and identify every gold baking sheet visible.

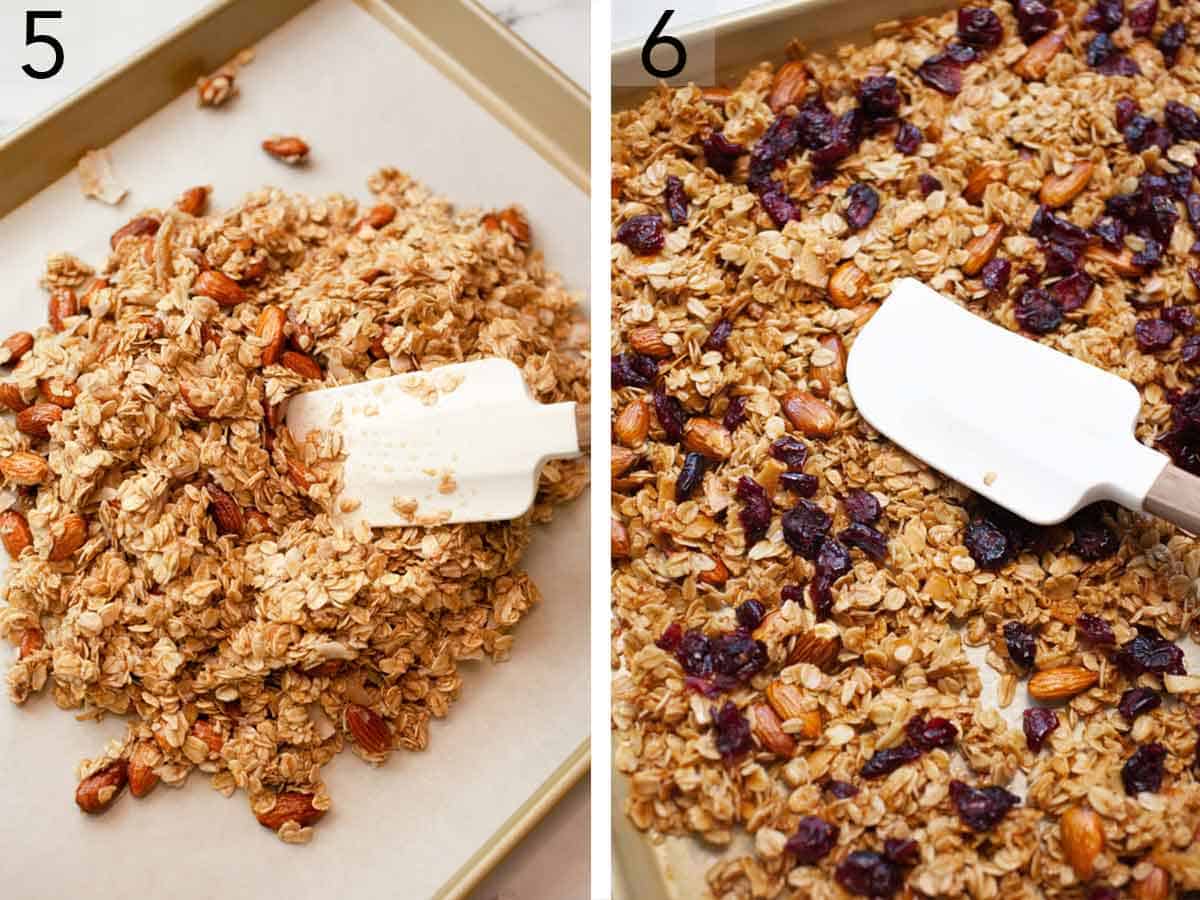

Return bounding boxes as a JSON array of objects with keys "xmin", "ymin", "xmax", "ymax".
[{"xmin": 0, "ymin": 2, "xmax": 589, "ymax": 898}]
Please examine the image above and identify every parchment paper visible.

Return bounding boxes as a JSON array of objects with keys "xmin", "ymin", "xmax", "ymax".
[{"xmin": 0, "ymin": 2, "xmax": 588, "ymax": 898}]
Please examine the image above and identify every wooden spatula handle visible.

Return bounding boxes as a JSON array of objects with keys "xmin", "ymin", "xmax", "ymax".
[
  {"xmin": 574, "ymin": 403, "xmax": 590, "ymax": 452},
  {"xmin": 1144, "ymin": 464, "xmax": 1200, "ymax": 535}
]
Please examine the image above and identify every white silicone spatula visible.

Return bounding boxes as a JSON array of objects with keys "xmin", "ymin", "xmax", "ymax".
[
  {"xmin": 846, "ymin": 278, "xmax": 1198, "ymax": 532},
  {"xmin": 284, "ymin": 358, "xmax": 588, "ymax": 526}
]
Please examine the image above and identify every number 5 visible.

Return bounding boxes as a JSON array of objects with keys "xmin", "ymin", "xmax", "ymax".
[{"xmin": 23, "ymin": 11, "xmax": 65, "ymax": 80}]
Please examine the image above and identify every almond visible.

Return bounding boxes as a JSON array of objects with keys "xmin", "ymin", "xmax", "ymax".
[
  {"xmin": 79, "ymin": 277, "xmax": 108, "ymax": 311},
  {"xmin": 612, "ymin": 444, "xmax": 638, "ymax": 478},
  {"xmin": 358, "ymin": 203, "xmax": 396, "ymax": 231},
  {"xmin": 0, "ymin": 451, "xmax": 49, "ymax": 485},
  {"xmin": 697, "ymin": 554, "xmax": 728, "ymax": 586},
  {"xmin": 255, "ymin": 305, "xmax": 287, "ymax": 366},
  {"xmin": 207, "ymin": 484, "xmax": 244, "ymax": 536},
  {"xmin": 612, "ymin": 517, "xmax": 631, "ymax": 559},
  {"xmin": 1028, "ymin": 665, "xmax": 1099, "ymax": 701},
  {"xmin": 286, "ymin": 456, "xmax": 315, "ymax": 491},
  {"xmin": 196, "ymin": 72, "xmax": 235, "ymax": 106},
  {"xmin": 1039, "ymin": 161, "xmax": 1094, "ymax": 208},
  {"xmin": 128, "ymin": 760, "xmax": 159, "ymax": 799},
  {"xmin": 0, "ymin": 383, "xmax": 28, "ymax": 413},
  {"xmin": 962, "ymin": 224, "xmax": 1006, "ymax": 276},
  {"xmin": 0, "ymin": 510, "xmax": 33, "ymax": 559},
  {"xmin": 255, "ymin": 791, "xmax": 325, "ymax": 831},
  {"xmin": 0, "ymin": 332, "xmax": 33, "ymax": 366},
  {"xmin": 176, "ymin": 185, "xmax": 211, "ymax": 216},
  {"xmin": 781, "ymin": 390, "xmax": 837, "ymax": 438},
  {"xmin": 1014, "ymin": 28, "xmax": 1068, "ymax": 80},
  {"xmin": 1060, "ymin": 804, "xmax": 1104, "ymax": 881},
  {"xmin": 810, "ymin": 334, "xmax": 845, "ymax": 396},
  {"xmin": 18, "ymin": 627, "xmax": 42, "ymax": 658},
  {"xmin": 47, "ymin": 514, "xmax": 87, "ymax": 562},
  {"xmin": 498, "ymin": 207, "xmax": 531, "ymax": 243},
  {"xmin": 765, "ymin": 680, "xmax": 807, "ymax": 721},
  {"xmin": 189, "ymin": 718, "xmax": 224, "ymax": 756},
  {"xmin": 39, "ymin": 378, "xmax": 78, "ymax": 409},
  {"xmin": 683, "ymin": 417, "xmax": 733, "ymax": 459},
  {"xmin": 179, "ymin": 382, "xmax": 213, "ymax": 419},
  {"xmin": 700, "ymin": 86, "xmax": 732, "ymax": 106},
  {"xmin": 262, "ymin": 135, "xmax": 310, "ymax": 164},
  {"xmin": 628, "ymin": 324, "xmax": 671, "ymax": 358},
  {"xmin": 345, "ymin": 703, "xmax": 392, "ymax": 754},
  {"xmin": 768, "ymin": 60, "xmax": 810, "ymax": 112},
  {"xmin": 109, "ymin": 216, "xmax": 160, "ymax": 250},
  {"xmin": 15, "ymin": 402, "xmax": 62, "ymax": 439},
  {"xmin": 281, "ymin": 350, "xmax": 322, "ymax": 380},
  {"xmin": 48, "ymin": 289, "xmax": 78, "ymax": 332},
  {"xmin": 750, "ymin": 702, "xmax": 796, "ymax": 756},
  {"xmin": 828, "ymin": 261, "xmax": 868, "ymax": 307},
  {"xmin": 193, "ymin": 270, "xmax": 245, "ymax": 307},
  {"xmin": 963, "ymin": 161, "xmax": 1007, "ymax": 204},
  {"xmin": 244, "ymin": 508, "xmax": 271, "ymax": 538},
  {"xmin": 788, "ymin": 623, "xmax": 841, "ymax": 671},
  {"xmin": 614, "ymin": 399, "xmax": 650, "ymax": 447},
  {"xmin": 75, "ymin": 760, "xmax": 128, "ymax": 814},
  {"xmin": 1131, "ymin": 865, "xmax": 1170, "ymax": 900},
  {"xmin": 1085, "ymin": 244, "xmax": 1144, "ymax": 276}
]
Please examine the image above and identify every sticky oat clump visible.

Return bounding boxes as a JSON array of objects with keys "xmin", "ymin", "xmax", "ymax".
[
  {"xmin": 0, "ymin": 168, "xmax": 588, "ymax": 841},
  {"xmin": 612, "ymin": 2, "xmax": 1200, "ymax": 897}
]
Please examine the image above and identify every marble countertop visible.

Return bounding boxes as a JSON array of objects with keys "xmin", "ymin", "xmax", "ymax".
[{"xmin": 0, "ymin": 2, "xmax": 588, "ymax": 899}]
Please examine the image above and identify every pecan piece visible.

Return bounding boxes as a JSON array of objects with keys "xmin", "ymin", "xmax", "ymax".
[
  {"xmin": 768, "ymin": 60, "xmax": 810, "ymax": 112},
  {"xmin": 262, "ymin": 136, "xmax": 310, "ymax": 164},
  {"xmin": 175, "ymin": 185, "xmax": 211, "ymax": 216}
]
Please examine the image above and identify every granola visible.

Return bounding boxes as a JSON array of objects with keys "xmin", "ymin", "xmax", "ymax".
[
  {"xmin": 612, "ymin": 2, "xmax": 1200, "ymax": 897},
  {"xmin": 0, "ymin": 169, "xmax": 588, "ymax": 840}
]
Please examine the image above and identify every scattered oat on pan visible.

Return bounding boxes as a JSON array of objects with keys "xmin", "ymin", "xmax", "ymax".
[
  {"xmin": 196, "ymin": 46, "xmax": 255, "ymax": 108},
  {"xmin": 77, "ymin": 149, "xmax": 129, "ymax": 206},
  {"xmin": 611, "ymin": 1, "xmax": 1200, "ymax": 897},
  {"xmin": 0, "ymin": 169, "xmax": 589, "ymax": 841}
]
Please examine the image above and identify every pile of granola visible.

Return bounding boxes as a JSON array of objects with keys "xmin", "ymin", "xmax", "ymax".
[
  {"xmin": 0, "ymin": 169, "xmax": 588, "ymax": 841},
  {"xmin": 612, "ymin": 1, "xmax": 1200, "ymax": 896}
]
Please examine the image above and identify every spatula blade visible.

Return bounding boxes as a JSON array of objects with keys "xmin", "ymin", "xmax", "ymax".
[
  {"xmin": 284, "ymin": 358, "xmax": 580, "ymax": 527},
  {"xmin": 845, "ymin": 279, "xmax": 1166, "ymax": 524}
]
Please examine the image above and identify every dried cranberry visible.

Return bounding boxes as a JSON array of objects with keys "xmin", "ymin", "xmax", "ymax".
[
  {"xmin": 780, "ymin": 584, "xmax": 805, "ymax": 606},
  {"xmin": 825, "ymin": 779, "xmax": 859, "ymax": 798},
  {"xmin": 835, "ymin": 850, "xmax": 902, "ymax": 897},
  {"xmin": 712, "ymin": 700, "xmax": 753, "ymax": 761},
  {"xmin": 677, "ymin": 629, "xmax": 713, "ymax": 677},
  {"xmin": 809, "ymin": 572, "xmax": 835, "ymax": 620},
  {"xmin": 1172, "ymin": 386, "xmax": 1200, "ymax": 431},
  {"xmin": 981, "ymin": 257, "xmax": 1012, "ymax": 294},
  {"xmin": 1089, "ymin": 889, "xmax": 1121, "ymax": 900},
  {"xmin": 1189, "ymin": 195, "xmax": 1200, "ymax": 228},
  {"xmin": 676, "ymin": 452, "xmax": 707, "ymax": 502},
  {"xmin": 722, "ymin": 395, "xmax": 748, "ymax": 431},
  {"xmin": 655, "ymin": 622, "xmax": 683, "ymax": 653},
  {"xmin": 612, "ymin": 353, "xmax": 657, "ymax": 389},
  {"xmin": 1050, "ymin": 271, "xmax": 1094, "ymax": 312},
  {"xmin": 712, "ymin": 630, "xmax": 768, "ymax": 683},
  {"xmin": 957, "ymin": 7, "xmax": 1003, "ymax": 47},
  {"xmin": 1092, "ymin": 215, "xmax": 1127, "ymax": 248},
  {"xmin": 1116, "ymin": 627, "xmax": 1186, "ymax": 677},
  {"xmin": 964, "ymin": 518, "xmax": 1011, "ymax": 569},
  {"xmin": 894, "ymin": 121, "xmax": 922, "ymax": 155},
  {"xmin": 1023, "ymin": 707, "xmax": 1060, "ymax": 752},
  {"xmin": 1124, "ymin": 114, "xmax": 1170, "ymax": 153},
  {"xmin": 839, "ymin": 522, "xmax": 888, "ymax": 562},
  {"xmin": 1168, "ymin": 101, "xmax": 1200, "ymax": 142},
  {"xmin": 816, "ymin": 538, "xmax": 852, "ymax": 580},
  {"xmin": 703, "ymin": 319, "xmax": 732, "ymax": 353},
  {"xmin": 906, "ymin": 715, "xmax": 958, "ymax": 751},
  {"xmin": 781, "ymin": 472, "xmax": 819, "ymax": 496},
  {"xmin": 785, "ymin": 816, "xmax": 839, "ymax": 864},
  {"xmin": 770, "ymin": 436, "xmax": 809, "ymax": 471},
  {"xmin": 1070, "ymin": 509, "xmax": 1119, "ymax": 561},
  {"xmin": 664, "ymin": 175, "xmax": 688, "ymax": 226},
  {"xmin": 1115, "ymin": 97, "xmax": 1140, "ymax": 131},
  {"xmin": 1135, "ymin": 318, "xmax": 1177, "ymax": 352},
  {"xmin": 794, "ymin": 97, "xmax": 835, "ymax": 151},
  {"xmin": 735, "ymin": 599, "xmax": 765, "ymax": 631},
  {"xmin": 1159, "ymin": 22, "xmax": 1186, "ymax": 68},
  {"xmin": 883, "ymin": 837, "xmax": 920, "ymax": 867},
  {"xmin": 1031, "ymin": 206, "xmax": 1091, "ymax": 248},
  {"xmin": 1128, "ymin": 0, "xmax": 1157, "ymax": 35},
  {"xmin": 1183, "ymin": 334, "xmax": 1200, "ymax": 364},
  {"xmin": 858, "ymin": 75, "xmax": 902, "ymax": 121},
  {"xmin": 1082, "ymin": 0, "xmax": 1123, "ymax": 33},
  {"xmin": 1118, "ymin": 687, "xmax": 1161, "ymax": 722},
  {"xmin": 701, "ymin": 131, "xmax": 745, "ymax": 176},
  {"xmin": 1015, "ymin": 287, "xmax": 1063, "ymax": 334},
  {"xmin": 1013, "ymin": 0, "xmax": 1057, "ymax": 43},
  {"xmin": 861, "ymin": 743, "xmax": 922, "ymax": 779},
  {"xmin": 653, "ymin": 388, "xmax": 686, "ymax": 442},
  {"xmin": 917, "ymin": 52, "xmax": 964, "ymax": 96},
  {"xmin": 810, "ymin": 109, "xmax": 865, "ymax": 169},
  {"xmin": 684, "ymin": 675, "xmax": 720, "ymax": 697},
  {"xmin": 944, "ymin": 43, "xmax": 980, "ymax": 64},
  {"xmin": 1043, "ymin": 241, "xmax": 1082, "ymax": 278},
  {"xmin": 1076, "ymin": 613, "xmax": 1116, "ymax": 645},
  {"xmin": 615, "ymin": 215, "xmax": 665, "ymax": 255},
  {"xmin": 918, "ymin": 174, "xmax": 943, "ymax": 196},
  {"xmin": 949, "ymin": 779, "xmax": 1020, "ymax": 831},
  {"xmin": 1122, "ymin": 742, "xmax": 1167, "ymax": 795},
  {"xmin": 782, "ymin": 500, "xmax": 831, "ymax": 559},
  {"xmin": 758, "ymin": 183, "xmax": 799, "ymax": 227},
  {"xmin": 1097, "ymin": 53, "xmax": 1142, "ymax": 77},
  {"xmin": 843, "ymin": 488, "xmax": 881, "ymax": 525},
  {"xmin": 1131, "ymin": 238, "xmax": 1164, "ymax": 269},
  {"xmin": 736, "ymin": 476, "xmax": 773, "ymax": 546},
  {"xmin": 845, "ymin": 182, "xmax": 880, "ymax": 231},
  {"xmin": 1004, "ymin": 621, "xmax": 1037, "ymax": 669},
  {"xmin": 1161, "ymin": 427, "xmax": 1200, "ymax": 473}
]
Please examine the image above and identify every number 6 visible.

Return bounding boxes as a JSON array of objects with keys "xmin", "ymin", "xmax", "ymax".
[{"xmin": 642, "ymin": 10, "xmax": 687, "ymax": 79}]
